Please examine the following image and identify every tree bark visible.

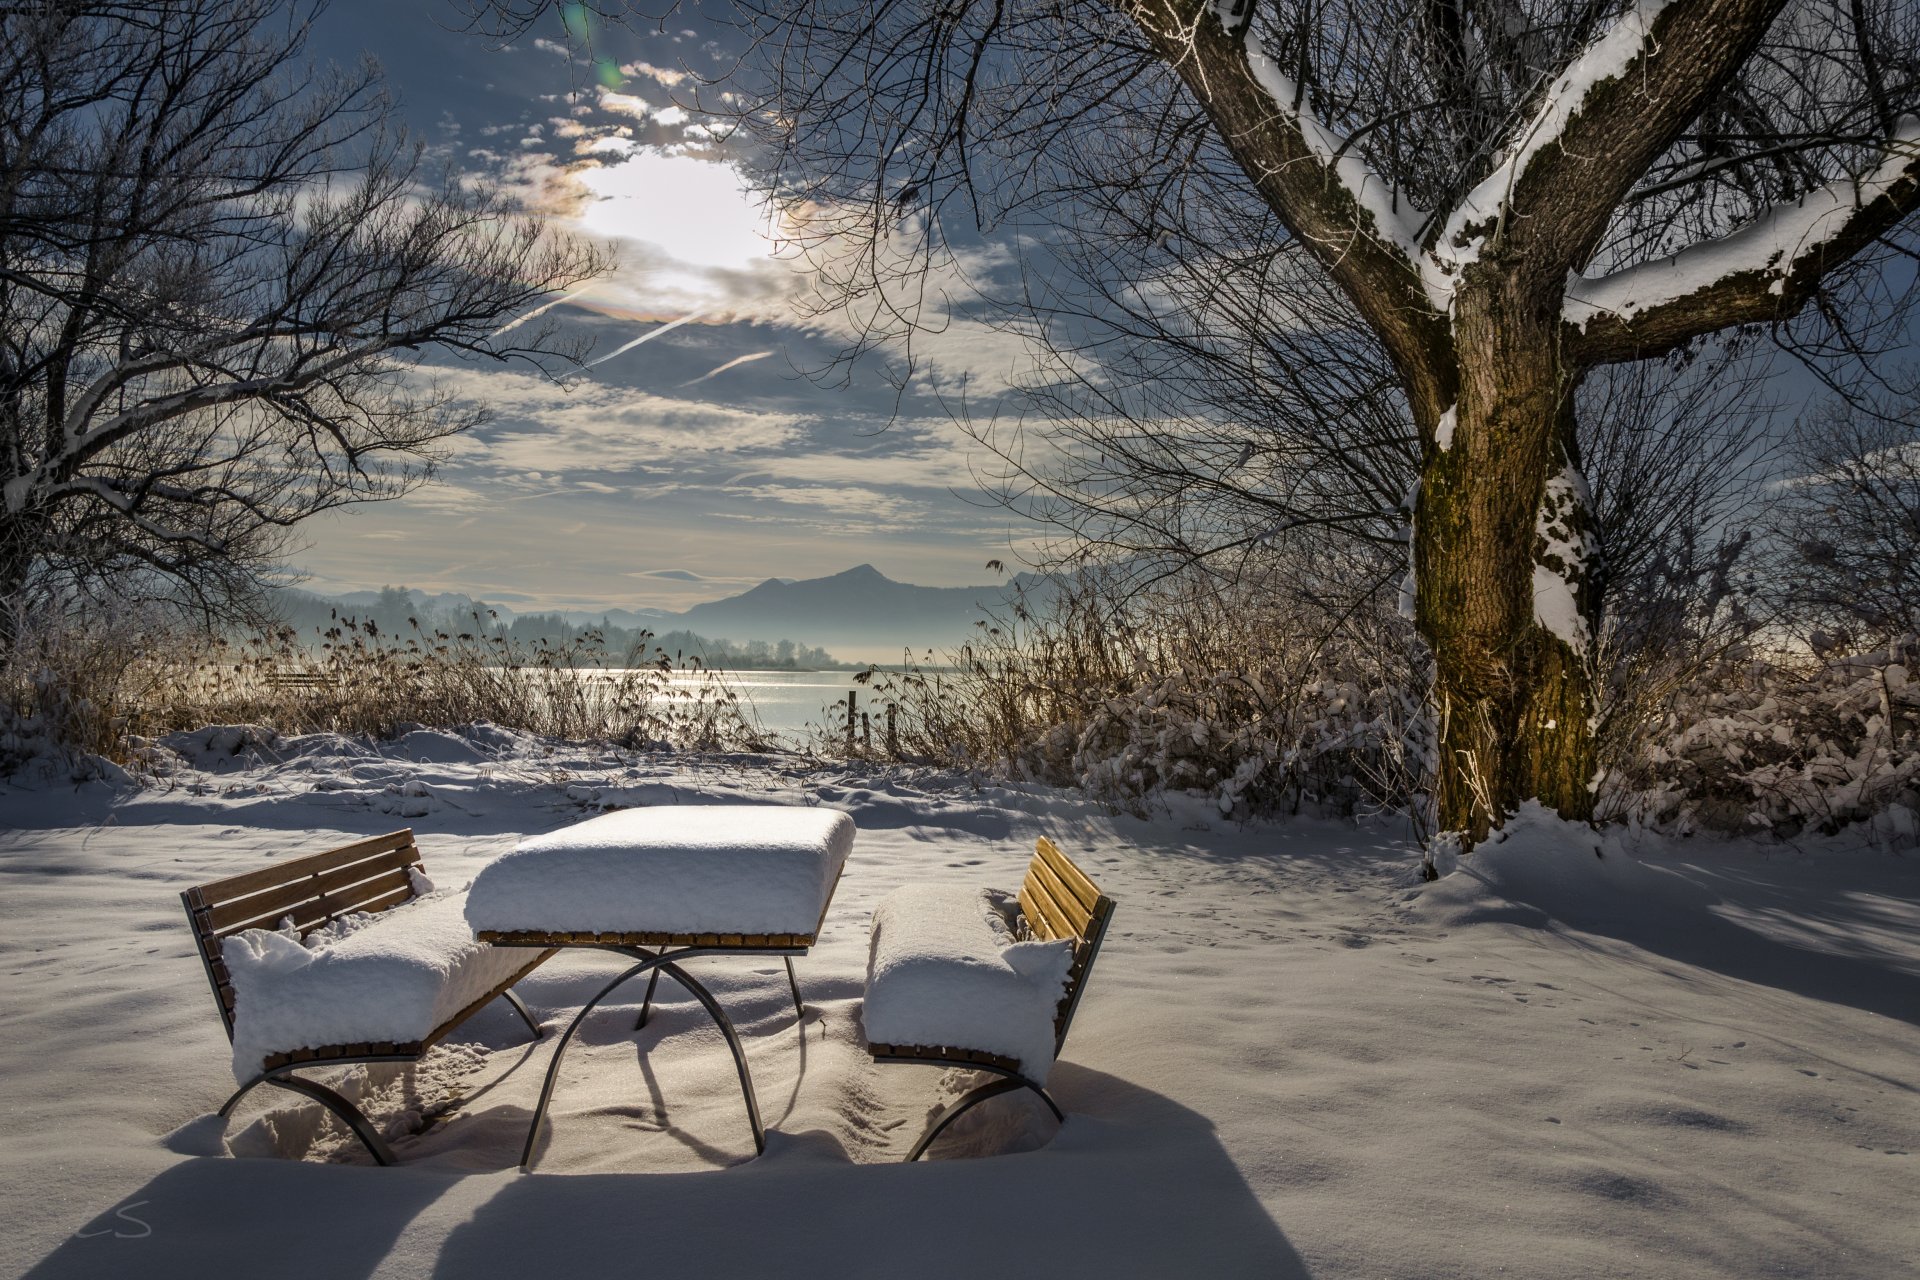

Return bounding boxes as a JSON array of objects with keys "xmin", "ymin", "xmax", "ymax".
[{"xmin": 1417, "ymin": 278, "xmax": 1599, "ymax": 844}]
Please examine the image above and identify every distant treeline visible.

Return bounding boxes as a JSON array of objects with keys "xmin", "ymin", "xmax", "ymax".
[{"xmin": 268, "ymin": 587, "xmax": 857, "ymax": 671}]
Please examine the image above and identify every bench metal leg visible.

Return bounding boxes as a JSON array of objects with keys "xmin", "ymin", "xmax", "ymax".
[
  {"xmin": 221, "ymin": 1071, "xmax": 398, "ymax": 1167},
  {"xmin": 904, "ymin": 1072, "xmax": 1064, "ymax": 1162},
  {"xmin": 522, "ymin": 948, "xmax": 764, "ymax": 1170},
  {"xmin": 783, "ymin": 956, "xmax": 804, "ymax": 1019},
  {"xmin": 499, "ymin": 987, "xmax": 543, "ymax": 1042}
]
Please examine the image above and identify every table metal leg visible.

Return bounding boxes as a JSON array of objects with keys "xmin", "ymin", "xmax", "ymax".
[
  {"xmin": 655, "ymin": 961, "xmax": 764, "ymax": 1155},
  {"xmin": 523, "ymin": 957, "xmax": 657, "ymax": 1169},
  {"xmin": 783, "ymin": 956, "xmax": 804, "ymax": 1019},
  {"xmin": 635, "ymin": 961, "xmax": 663, "ymax": 1031},
  {"xmin": 520, "ymin": 947, "xmax": 767, "ymax": 1169}
]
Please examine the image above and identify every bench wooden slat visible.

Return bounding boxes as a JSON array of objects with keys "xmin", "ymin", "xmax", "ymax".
[
  {"xmin": 477, "ymin": 929, "xmax": 816, "ymax": 949},
  {"xmin": 1035, "ymin": 880, "xmax": 1078, "ymax": 941},
  {"xmin": 195, "ymin": 829, "xmax": 418, "ymax": 904},
  {"xmin": 1019, "ymin": 868, "xmax": 1079, "ymax": 942},
  {"xmin": 1025, "ymin": 856, "xmax": 1094, "ymax": 936},
  {"xmin": 1016, "ymin": 885, "xmax": 1058, "ymax": 940},
  {"xmin": 263, "ymin": 672, "xmax": 332, "ymax": 688},
  {"xmin": 1035, "ymin": 836, "xmax": 1101, "ymax": 912},
  {"xmin": 869, "ymin": 1042, "xmax": 1024, "ymax": 1073},
  {"xmin": 206, "ymin": 846, "xmax": 423, "ymax": 934},
  {"xmin": 257, "ymin": 867, "xmax": 415, "ymax": 937},
  {"xmin": 350, "ymin": 882, "xmax": 416, "ymax": 918}
]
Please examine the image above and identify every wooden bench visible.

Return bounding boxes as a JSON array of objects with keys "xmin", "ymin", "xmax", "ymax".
[
  {"xmin": 181, "ymin": 828, "xmax": 552, "ymax": 1165},
  {"xmin": 868, "ymin": 836, "xmax": 1115, "ymax": 1160},
  {"xmin": 261, "ymin": 670, "xmax": 332, "ymax": 691}
]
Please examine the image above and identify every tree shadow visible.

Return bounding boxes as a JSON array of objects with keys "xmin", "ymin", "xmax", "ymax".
[
  {"xmin": 429, "ymin": 1065, "xmax": 1310, "ymax": 1279},
  {"xmin": 1426, "ymin": 845, "xmax": 1920, "ymax": 1035}
]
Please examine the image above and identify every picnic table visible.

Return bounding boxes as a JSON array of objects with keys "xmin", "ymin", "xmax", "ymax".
[{"xmin": 464, "ymin": 805, "xmax": 854, "ymax": 1168}]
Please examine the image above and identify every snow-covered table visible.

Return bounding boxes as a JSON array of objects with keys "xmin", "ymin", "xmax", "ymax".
[{"xmin": 466, "ymin": 805, "xmax": 855, "ymax": 1167}]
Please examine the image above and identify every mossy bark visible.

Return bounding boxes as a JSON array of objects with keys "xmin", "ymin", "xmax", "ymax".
[{"xmin": 1415, "ymin": 279, "xmax": 1599, "ymax": 845}]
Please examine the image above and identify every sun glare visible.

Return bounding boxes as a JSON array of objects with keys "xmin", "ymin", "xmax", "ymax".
[{"xmin": 574, "ymin": 149, "xmax": 773, "ymax": 270}]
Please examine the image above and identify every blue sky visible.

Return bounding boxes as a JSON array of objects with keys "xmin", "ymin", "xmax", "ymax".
[{"xmin": 295, "ymin": 1, "xmax": 1040, "ymax": 612}]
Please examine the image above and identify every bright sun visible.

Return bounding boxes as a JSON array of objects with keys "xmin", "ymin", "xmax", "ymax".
[{"xmin": 574, "ymin": 148, "xmax": 774, "ymax": 270}]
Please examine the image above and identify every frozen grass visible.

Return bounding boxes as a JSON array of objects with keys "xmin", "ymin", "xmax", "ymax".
[
  {"xmin": 0, "ymin": 604, "xmax": 763, "ymax": 772},
  {"xmin": 821, "ymin": 570, "xmax": 1430, "ymax": 826}
]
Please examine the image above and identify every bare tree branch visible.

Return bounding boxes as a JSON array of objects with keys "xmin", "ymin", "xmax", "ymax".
[{"xmin": 0, "ymin": 0, "xmax": 610, "ymax": 622}]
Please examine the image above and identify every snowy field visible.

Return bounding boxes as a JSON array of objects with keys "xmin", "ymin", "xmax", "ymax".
[{"xmin": 0, "ymin": 726, "xmax": 1915, "ymax": 1279}]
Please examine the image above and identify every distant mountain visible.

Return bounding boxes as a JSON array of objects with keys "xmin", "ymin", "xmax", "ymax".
[
  {"xmin": 275, "ymin": 565, "xmax": 1058, "ymax": 665},
  {"xmin": 675, "ymin": 564, "xmax": 1049, "ymax": 660}
]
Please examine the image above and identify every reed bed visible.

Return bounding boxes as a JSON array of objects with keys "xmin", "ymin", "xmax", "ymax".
[
  {"xmin": 0, "ymin": 605, "xmax": 762, "ymax": 772},
  {"xmin": 812, "ymin": 570, "xmax": 1432, "ymax": 825}
]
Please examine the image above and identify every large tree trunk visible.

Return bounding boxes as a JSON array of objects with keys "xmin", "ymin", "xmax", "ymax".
[{"xmin": 1415, "ymin": 284, "xmax": 1599, "ymax": 845}]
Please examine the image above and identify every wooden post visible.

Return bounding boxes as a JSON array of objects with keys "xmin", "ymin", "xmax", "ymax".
[
  {"xmin": 846, "ymin": 690, "xmax": 857, "ymax": 755},
  {"xmin": 862, "ymin": 710, "xmax": 871, "ymax": 753},
  {"xmin": 886, "ymin": 703, "xmax": 898, "ymax": 757}
]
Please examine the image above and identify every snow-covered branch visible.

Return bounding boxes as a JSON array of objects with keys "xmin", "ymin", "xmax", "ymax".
[
  {"xmin": 1227, "ymin": 5, "xmax": 1426, "ymax": 269},
  {"xmin": 1567, "ymin": 117, "xmax": 1920, "ymax": 362},
  {"xmin": 1433, "ymin": 3, "xmax": 1676, "ymax": 267},
  {"xmin": 1423, "ymin": 0, "xmax": 1789, "ymax": 309}
]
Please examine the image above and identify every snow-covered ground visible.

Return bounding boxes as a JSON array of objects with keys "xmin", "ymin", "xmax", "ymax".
[{"xmin": 1, "ymin": 726, "xmax": 1915, "ymax": 1279}]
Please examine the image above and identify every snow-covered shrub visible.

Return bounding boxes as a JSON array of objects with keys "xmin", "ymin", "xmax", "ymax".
[
  {"xmin": 1601, "ymin": 636, "xmax": 1920, "ymax": 838},
  {"xmin": 0, "ymin": 600, "xmax": 175, "ymax": 776},
  {"xmin": 842, "ymin": 569, "xmax": 1433, "ymax": 823}
]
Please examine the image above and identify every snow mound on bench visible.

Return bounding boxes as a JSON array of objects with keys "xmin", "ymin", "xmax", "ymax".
[
  {"xmin": 223, "ymin": 890, "xmax": 534, "ymax": 1083},
  {"xmin": 464, "ymin": 805, "xmax": 855, "ymax": 937},
  {"xmin": 863, "ymin": 885, "xmax": 1075, "ymax": 1083}
]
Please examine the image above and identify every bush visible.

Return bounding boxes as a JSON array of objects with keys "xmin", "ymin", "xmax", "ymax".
[{"xmin": 1601, "ymin": 636, "xmax": 1920, "ymax": 839}]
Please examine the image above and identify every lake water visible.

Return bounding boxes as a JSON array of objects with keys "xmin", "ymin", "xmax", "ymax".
[{"xmin": 698, "ymin": 670, "xmax": 868, "ymax": 740}]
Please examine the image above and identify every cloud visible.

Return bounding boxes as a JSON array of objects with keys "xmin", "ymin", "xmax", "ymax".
[
  {"xmin": 419, "ymin": 366, "xmax": 806, "ymax": 475},
  {"xmin": 619, "ymin": 60, "xmax": 688, "ymax": 88},
  {"xmin": 598, "ymin": 90, "xmax": 653, "ymax": 119},
  {"xmin": 722, "ymin": 483, "xmax": 928, "ymax": 529}
]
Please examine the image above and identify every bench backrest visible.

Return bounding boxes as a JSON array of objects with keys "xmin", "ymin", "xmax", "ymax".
[
  {"xmin": 179, "ymin": 829, "xmax": 427, "ymax": 1039},
  {"xmin": 1016, "ymin": 837, "xmax": 1115, "ymax": 1052}
]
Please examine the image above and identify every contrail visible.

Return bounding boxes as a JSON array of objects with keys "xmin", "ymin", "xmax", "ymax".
[
  {"xmin": 679, "ymin": 350, "xmax": 774, "ymax": 387},
  {"xmin": 583, "ymin": 307, "xmax": 708, "ymax": 370},
  {"xmin": 492, "ymin": 285, "xmax": 598, "ymax": 337}
]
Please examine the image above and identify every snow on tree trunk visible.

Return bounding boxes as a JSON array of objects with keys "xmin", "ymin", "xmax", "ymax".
[{"xmin": 1416, "ymin": 285, "xmax": 1598, "ymax": 845}]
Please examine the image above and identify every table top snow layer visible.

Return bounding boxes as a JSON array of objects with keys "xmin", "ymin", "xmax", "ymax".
[
  {"xmin": 863, "ymin": 884, "xmax": 1075, "ymax": 1083},
  {"xmin": 464, "ymin": 805, "xmax": 855, "ymax": 937},
  {"xmin": 222, "ymin": 891, "xmax": 533, "ymax": 1083}
]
